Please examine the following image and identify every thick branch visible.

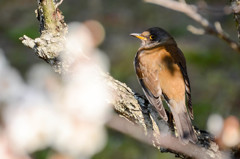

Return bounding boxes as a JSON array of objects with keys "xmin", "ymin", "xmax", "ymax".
[
  {"xmin": 104, "ymin": 73, "xmax": 228, "ymax": 159},
  {"xmin": 41, "ymin": 0, "xmax": 57, "ymax": 31},
  {"xmin": 145, "ymin": 0, "xmax": 240, "ymax": 54},
  {"xmin": 108, "ymin": 115, "xmax": 229, "ymax": 159},
  {"xmin": 20, "ymin": 0, "xmax": 68, "ymax": 74}
]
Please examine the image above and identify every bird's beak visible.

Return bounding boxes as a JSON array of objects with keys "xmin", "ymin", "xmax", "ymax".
[{"xmin": 130, "ymin": 33, "xmax": 147, "ymax": 41}]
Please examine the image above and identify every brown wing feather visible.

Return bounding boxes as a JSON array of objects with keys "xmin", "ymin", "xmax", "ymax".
[
  {"xmin": 166, "ymin": 46, "xmax": 194, "ymax": 119},
  {"xmin": 139, "ymin": 79, "xmax": 168, "ymax": 121},
  {"xmin": 179, "ymin": 62, "xmax": 193, "ymax": 119},
  {"xmin": 134, "ymin": 53, "xmax": 168, "ymax": 121}
]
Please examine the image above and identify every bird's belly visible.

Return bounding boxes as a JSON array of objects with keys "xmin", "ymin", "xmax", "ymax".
[
  {"xmin": 139, "ymin": 48, "xmax": 185, "ymax": 102},
  {"xmin": 158, "ymin": 65, "xmax": 185, "ymax": 102}
]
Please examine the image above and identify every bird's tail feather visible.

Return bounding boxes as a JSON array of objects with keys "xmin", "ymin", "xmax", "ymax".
[
  {"xmin": 169, "ymin": 103, "xmax": 197, "ymax": 143},
  {"xmin": 177, "ymin": 112, "xmax": 197, "ymax": 143}
]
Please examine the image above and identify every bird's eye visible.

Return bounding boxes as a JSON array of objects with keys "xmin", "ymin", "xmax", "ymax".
[{"xmin": 149, "ymin": 35, "xmax": 155, "ymax": 40}]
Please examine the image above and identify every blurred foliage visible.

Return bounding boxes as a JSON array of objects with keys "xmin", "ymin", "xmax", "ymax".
[
  {"xmin": 31, "ymin": 148, "xmax": 52, "ymax": 159},
  {"xmin": 0, "ymin": 0, "xmax": 240, "ymax": 159}
]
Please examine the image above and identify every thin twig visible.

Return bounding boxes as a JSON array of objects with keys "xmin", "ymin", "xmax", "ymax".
[
  {"xmin": 231, "ymin": 0, "xmax": 240, "ymax": 42},
  {"xmin": 145, "ymin": 0, "xmax": 240, "ymax": 54},
  {"xmin": 55, "ymin": 0, "xmax": 64, "ymax": 9}
]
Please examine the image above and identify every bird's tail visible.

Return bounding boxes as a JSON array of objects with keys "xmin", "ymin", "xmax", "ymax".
[{"xmin": 169, "ymin": 101, "xmax": 198, "ymax": 143}]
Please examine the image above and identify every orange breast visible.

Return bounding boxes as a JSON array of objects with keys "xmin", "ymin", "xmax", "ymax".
[{"xmin": 138, "ymin": 46, "xmax": 185, "ymax": 102}]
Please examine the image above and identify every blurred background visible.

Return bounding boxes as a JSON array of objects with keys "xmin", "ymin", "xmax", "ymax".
[{"xmin": 0, "ymin": 0, "xmax": 240, "ymax": 159}]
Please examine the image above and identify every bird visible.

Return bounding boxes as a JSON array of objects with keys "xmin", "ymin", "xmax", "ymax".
[{"xmin": 130, "ymin": 27, "xmax": 197, "ymax": 143}]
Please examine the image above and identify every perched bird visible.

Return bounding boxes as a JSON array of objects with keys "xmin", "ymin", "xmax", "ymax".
[{"xmin": 131, "ymin": 27, "xmax": 197, "ymax": 143}]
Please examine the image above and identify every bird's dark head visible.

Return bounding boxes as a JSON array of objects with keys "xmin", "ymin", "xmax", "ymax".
[{"xmin": 130, "ymin": 27, "xmax": 176, "ymax": 49}]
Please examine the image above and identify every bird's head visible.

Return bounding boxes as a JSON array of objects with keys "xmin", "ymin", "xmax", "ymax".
[{"xmin": 130, "ymin": 27, "xmax": 176, "ymax": 49}]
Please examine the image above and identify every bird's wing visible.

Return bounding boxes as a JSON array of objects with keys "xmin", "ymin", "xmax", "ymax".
[
  {"xmin": 135, "ymin": 62, "xmax": 168, "ymax": 121},
  {"xmin": 169, "ymin": 46, "xmax": 193, "ymax": 119}
]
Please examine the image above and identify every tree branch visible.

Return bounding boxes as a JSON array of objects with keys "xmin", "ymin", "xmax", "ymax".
[
  {"xmin": 107, "ymin": 115, "xmax": 229, "ymax": 159},
  {"xmin": 145, "ymin": 0, "xmax": 240, "ymax": 54},
  {"xmin": 19, "ymin": 0, "xmax": 232, "ymax": 158},
  {"xmin": 231, "ymin": 0, "xmax": 240, "ymax": 42},
  {"xmin": 20, "ymin": 0, "xmax": 68, "ymax": 74}
]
